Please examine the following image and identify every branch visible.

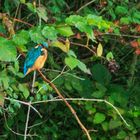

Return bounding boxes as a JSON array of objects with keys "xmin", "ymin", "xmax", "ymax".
[
  {"xmin": 4, "ymin": 97, "xmax": 42, "ymax": 118},
  {"xmin": 24, "ymin": 102, "xmax": 31, "ymax": 140},
  {"xmin": 37, "ymin": 66, "xmax": 67, "ymax": 94},
  {"xmin": 59, "ymin": 38, "xmax": 96, "ymax": 55},
  {"xmin": 4, "ymin": 113, "xmax": 38, "ymax": 138},
  {"xmin": 76, "ymin": 0, "xmax": 96, "ymax": 13},
  {"xmin": 13, "ymin": 18, "xmax": 33, "ymax": 27},
  {"xmin": 32, "ymin": 98, "xmax": 130, "ymax": 127},
  {"xmin": 31, "ymin": 71, "xmax": 36, "ymax": 93},
  {"xmin": 102, "ymin": 32, "xmax": 140, "ymax": 39},
  {"xmin": 38, "ymin": 70, "xmax": 92, "ymax": 140}
]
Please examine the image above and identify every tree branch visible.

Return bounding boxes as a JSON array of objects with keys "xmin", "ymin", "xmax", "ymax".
[
  {"xmin": 38, "ymin": 69, "xmax": 92, "ymax": 140},
  {"xmin": 32, "ymin": 98, "xmax": 130, "ymax": 127},
  {"xmin": 24, "ymin": 101, "xmax": 31, "ymax": 140}
]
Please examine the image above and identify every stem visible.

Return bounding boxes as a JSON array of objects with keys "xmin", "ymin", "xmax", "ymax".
[
  {"xmin": 38, "ymin": 70, "xmax": 92, "ymax": 140},
  {"xmin": 24, "ymin": 102, "xmax": 31, "ymax": 140},
  {"xmin": 76, "ymin": 0, "xmax": 96, "ymax": 13},
  {"xmin": 31, "ymin": 71, "xmax": 36, "ymax": 93}
]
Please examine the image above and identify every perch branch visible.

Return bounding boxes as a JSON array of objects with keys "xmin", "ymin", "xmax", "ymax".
[
  {"xmin": 38, "ymin": 69, "xmax": 92, "ymax": 140},
  {"xmin": 31, "ymin": 71, "xmax": 36, "ymax": 93}
]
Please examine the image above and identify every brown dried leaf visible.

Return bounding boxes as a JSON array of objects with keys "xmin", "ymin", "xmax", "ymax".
[{"xmin": 130, "ymin": 40, "xmax": 139, "ymax": 48}]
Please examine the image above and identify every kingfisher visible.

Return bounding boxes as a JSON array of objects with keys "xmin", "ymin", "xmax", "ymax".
[{"xmin": 24, "ymin": 42, "xmax": 48, "ymax": 76}]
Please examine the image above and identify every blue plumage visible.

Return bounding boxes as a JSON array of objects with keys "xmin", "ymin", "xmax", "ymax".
[
  {"xmin": 23, "ymin": 42, "xmax": 49, "ymax": 76},
  {"xmin": 24, "ymin": 45, "xmax": 42, "ymax": 75},
  {"xmin": 42, "ymin": 42, "xmax": 48, "ymax": 48}
]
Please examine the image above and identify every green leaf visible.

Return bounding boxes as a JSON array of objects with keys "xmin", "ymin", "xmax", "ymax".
[
  {"xmin": 77, "ymin": 60, "xmax": 91, "ymax": 74},
  {"xmin": 56, "ymin": 26, "xmax": 74, "ymax": 37},
  {"xmin": 114, "ymin": 27, "xmax": 120, "ymax": 35},
  {"xmin": 109, "ymin": 119, "xmax": 122, "ymax": 130},
  {"xmin": 92, "ymin": 90, "xmax": 105, "ymax": 98},
  {"xmin": 85, "ymin": 102, "xmax": 96, "ymax": 113},
  {"xmin": 20, "ymin": 0, "xmax": 25, "ymax": 3},
  {"xmin": 42, "ymin": 26, "xmax": 58, "ymax": 40},
  {"xmin": 0, "ymin": 37, "xmax": 17, "ymax": 61},
  {"xmin": 80, "ymin": 78, "xmax": 94, "ymax": 98},
  {"xmin": 29, "ymin": 27, "xmax": 45, "ymax": 43},
  {"xmin": 26, "ymin": 2, "xmax": 36, "ymax": 13},
  {"xmin": 95, "ymin": 83, "xmax": 107, "ymax": 92},
  {"xmin": 67, "ymin": 50, "xmax": 77, "ymax": 58},
  {"xmin": 14, "ymin": 61, "xmax": 19, "ymax": 72},
  {"xmin": 37, "ymin": 6, "xmax": 48, "ymax": 22},
  {"xmin": 87, "ymin": 14, "xmax": 103, "ymax": 26},
  {"xmin": 92, "ymin": 64, "xmax": 111, "ymax": 85},
  {"xmin": 120, "ymin": 17, "xmax": 131, "ymax": 24},
  {"xmin": 51, "ymin": 39, "xmax": 70, "ymax": 53},
  {"xmin": 115, "ymin": 6, "xmax": 128, "ymax": 15},
  {"xmin": 75, "ymin": 22, "xmax": 95, "ymax": 40},
  {"xmin": 17, "ymin": 45, "xmax": 27, "ymax": 52},
  {"xmin": 102, "ymin": 122, "xmax": 109, "ymax": 131},
  {"xmin": 106, "ymin": 52, "xmax": 114, "ymax": 61},
  {"xmin": 65, "ymin": 15, "xmax": 95, "ymax": 40},
  {"xmin": 93, "ymin": 112, "xmax": 106, "ymax": 124},
  {"xmin": 109, "ymin": 85, "xmax": 128, "ymax": 107},
  {"xmin": 65, "ymin": 15, "xmax": 85, "ymax": 25},
  {"xmin": 117, "ymin": 131, "xmax": 127, "ymax": 139},
  {"xmin": 133, "ymin": 11, "xmax": 140, "ymax": 19},
  {"xmin": 71, "ymin": 78, "xmax": 83, "ymax": 92},
  {"xmin": 86, "ymin": 14, "xmax": 111, "ymax": 30},
  {"xmin": 65, "ymin": 56, "xmax": 79, "ymax": 70},
  {"xmin": 132, "ymin": 11, "xmax": 140, "ymax": 24},
  {"xmin": 18, "ymin": 84, "xmax": 29, "ymax": 99},
  {"xmin": 0, "ymin": 71, "xmax": 9, "ymax": 89},
  {"xmin": 12, "ymin": 30, "xmax": 29, "ymax": 45}
]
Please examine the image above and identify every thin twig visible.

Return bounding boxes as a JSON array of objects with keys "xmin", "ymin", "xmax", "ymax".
[
  {"xmin": 38, "ymin": 70, "xmax": 92, "ymax": 140},
  {"xmin": 13, "ymin": 18, "xmax": 33, "ymax": 27},
  {"xmin": 28, "ymin": 119, "xmax": 48, "ymax": 129},
  {"xmin": 37, "ymin": 66, "xmax": 67, "ymax": 93},
  {"xmin": 24, "ymin": 101, "xmax": 31, "ymax": 140},
  {"xmin": 45, "ymin": 68, "xmax": 85, "ymax": 80},
  {"xmin": 32, "ymin": 98, "xmax": 130, "ymax": 127},
  {"xmin": 102, "ymin": 32, "xmax": 140, "ymax": 39},
  {"xmin": 4, "ymin": 97, "xmax": 42, "ymax": 118},
  {"xmin": 51, "ymin": 65, "xmax": 67, "ymax": 83},
  {"xmin": 59, "ymin": 38, "xmax": 96, "ymax": 55},
  {"xmin": 76, "ymin": 0, "xmax": 96, "ymax": 13},
  {"xmin": 3, "ymin": 113, "xmax": 37, "ymax": 137},
  {"xmin": 70, "ymin": 41, "xmax": 96, "ymax": 55},
  {"xmin": 104, "ymin": 100, "xmax": 130, "ymax": 127}
]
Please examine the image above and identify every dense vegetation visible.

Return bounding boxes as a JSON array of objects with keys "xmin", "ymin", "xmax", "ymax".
[{"xmin": 0, "ymin": 0, "xmax": 140, "ymax": 139}]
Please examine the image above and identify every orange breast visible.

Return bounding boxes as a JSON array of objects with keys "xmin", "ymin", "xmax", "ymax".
[
  {"xmin": 25, "ymin": 49, "xmax": 48, "ymax": 75},
  {"xmin": 34, "ymin": 54, "xmax": 47, "ymax": 70}
]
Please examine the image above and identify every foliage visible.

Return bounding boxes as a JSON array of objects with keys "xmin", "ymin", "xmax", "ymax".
[{"xmin": 0, "ymin": 0, "xmax": 140, "ymax": 140}]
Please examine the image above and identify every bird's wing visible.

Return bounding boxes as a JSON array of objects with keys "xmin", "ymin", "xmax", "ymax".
[{"xmin": 24, "ymin": 46, "xmax": 42, "ymax": 75}]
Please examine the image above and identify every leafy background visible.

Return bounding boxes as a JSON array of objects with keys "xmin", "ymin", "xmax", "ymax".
[{"xmin": 0, "ymin": 0, "xmax": 140, "ymax": 140}]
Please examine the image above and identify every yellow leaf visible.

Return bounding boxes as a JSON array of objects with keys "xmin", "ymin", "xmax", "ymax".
[
  {"xmin": 97, "ymin": 43, "xmax": 103, "ymax": 56},
  {"xmin": 65, "ymin": 38, "xmax": 70, "ymax": 52},
  {"xmin": 51, "ymin": 39, "xmax": 70, "ymax": 53}
]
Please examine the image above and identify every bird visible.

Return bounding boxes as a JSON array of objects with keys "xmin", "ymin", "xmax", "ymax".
[{"xmin": 24, "ymin": 42, "xmax": 48, "ymax": 76}]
